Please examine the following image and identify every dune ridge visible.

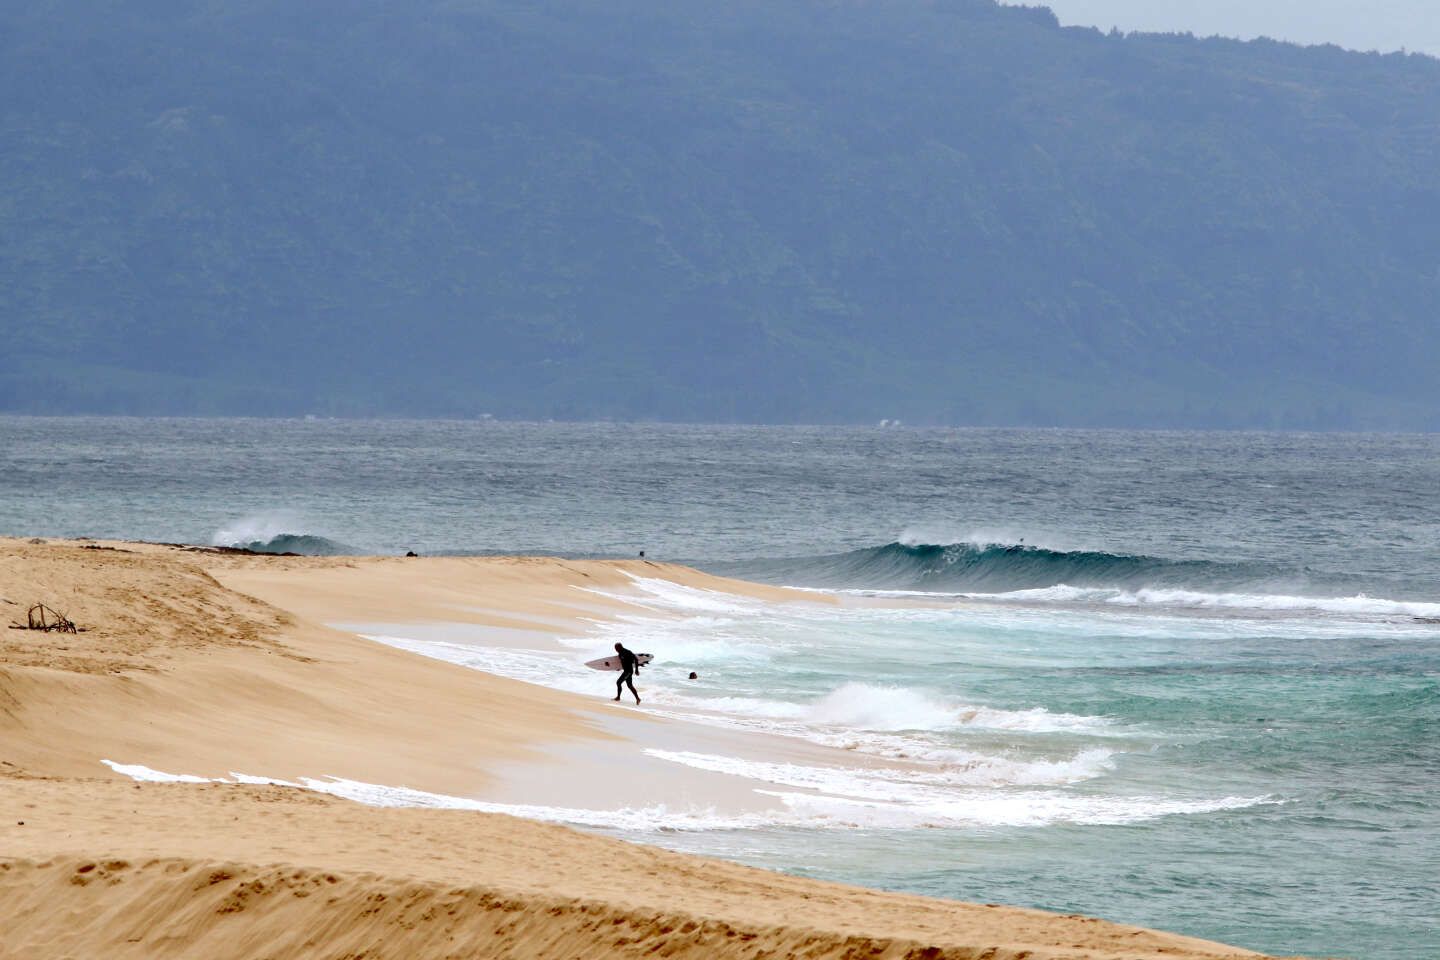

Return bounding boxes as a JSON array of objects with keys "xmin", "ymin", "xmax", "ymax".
[
  {"xmin": 1, "ymin": 777, "xmax": 1271, "ymax": 960},
  {"xmin": 0, "ymin": 539, "xmax": 1297, "ymax": 958},
  {"xmin": 0, "ymin": 855, "xmax": 1266, "ymax": 960}
]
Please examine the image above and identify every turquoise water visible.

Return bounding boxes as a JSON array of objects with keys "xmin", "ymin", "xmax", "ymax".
[
  {"xmin": 2, "ymin": 417, "xmax": 1437, "ymax": 958},
  {"xmin": 592, "ymin": 590, "xmax": 1438, "ymax": 958}
]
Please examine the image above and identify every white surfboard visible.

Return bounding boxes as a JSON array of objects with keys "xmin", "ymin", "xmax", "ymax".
[{"xmin": 584, "ymin": 652, "xmax": 653, "ymax": 671}]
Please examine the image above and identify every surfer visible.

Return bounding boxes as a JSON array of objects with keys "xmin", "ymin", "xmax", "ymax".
[{"xmin": 612, "ymin": 641, "xmax": 641, "ymax": 704}]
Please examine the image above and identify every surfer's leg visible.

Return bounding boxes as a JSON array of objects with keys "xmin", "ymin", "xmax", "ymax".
[
  {"xmin": 614, "ymin": 672, "xmax": 625, "ymax": 701},
  {"xmin": 625, "ymin": 676, "xmax": 640, "ymax": 704}
]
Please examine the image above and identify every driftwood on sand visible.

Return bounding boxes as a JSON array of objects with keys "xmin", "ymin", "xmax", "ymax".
[{"xmin": 10, "ymin": 603, "xmax": 79, "ymax": 634}]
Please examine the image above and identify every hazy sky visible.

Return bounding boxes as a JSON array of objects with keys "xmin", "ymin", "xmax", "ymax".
[{"xmin": 1027, "ymin": 1, "xmax": 1440, "ymax": 56}]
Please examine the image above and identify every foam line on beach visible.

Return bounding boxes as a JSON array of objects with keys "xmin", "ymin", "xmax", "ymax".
[
  {"xmin": 759, "ymin": 787, "xmax": 1279, "ymax": 829},
  {"xmin": 580, "ymin": 575, "xmax": 772, "ymax": 616},
  {"xmin": 643, "ymin": 750, "xmax": 1276, "ymax": 828},
  {"xmin": 361, "ymin": 626, "xmax": 1120, "ymax": 740},
  {"xmin": 835, "ymin": 584, "xmax": 1440, "ymax": 620},
  {"xmin": 101, "ymin": 761, "xmax": 788, "ymax": 832},
  {"xmin": 644, "ymin": 746, "xmax": 1119, "ymax": 791},
  {"xmin": 103, "ymin": 758, "xmax": 1278, "ymax": 832}
]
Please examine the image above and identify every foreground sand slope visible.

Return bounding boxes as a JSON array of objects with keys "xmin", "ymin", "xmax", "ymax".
[
  {"xmin": 0, "ymin": 540, "xmax": 1296, "ymax": 959},
  {"xmin": 1, "ymin": 778, "xmax": 1275, "ymax": 960}
]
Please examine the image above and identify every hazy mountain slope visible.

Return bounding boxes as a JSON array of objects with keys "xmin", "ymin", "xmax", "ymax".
[{"xmin": 3, "ymin": 0, "xmax": 1438, "ymax": 426}]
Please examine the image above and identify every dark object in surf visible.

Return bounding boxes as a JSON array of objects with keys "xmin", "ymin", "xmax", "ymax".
[
  {"xmin": 17, "ymin": 603, "xmax": 78, "ymax": 634},
  {"xmin": 688, "ymin": 671, "xmax": 698, "ymax": 680},
  {"xmin": 405, "ymin": 550, "xmax": 418, "ymax": 557}
]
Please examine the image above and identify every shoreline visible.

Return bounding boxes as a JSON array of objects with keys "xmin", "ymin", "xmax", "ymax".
[{"xmin": 0, "ymin": 537, "xmax": 1295, "ymax": 958}]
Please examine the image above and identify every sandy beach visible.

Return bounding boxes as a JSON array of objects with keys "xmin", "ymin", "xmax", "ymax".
[{"xmin": 0, "ymin": 538, "xmax": 1297, "ymax": 958}]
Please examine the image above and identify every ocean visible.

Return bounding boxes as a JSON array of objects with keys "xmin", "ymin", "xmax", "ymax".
[{"xmin": 3, "ymin": 416, "xmax": 1437, "ymax": 959}]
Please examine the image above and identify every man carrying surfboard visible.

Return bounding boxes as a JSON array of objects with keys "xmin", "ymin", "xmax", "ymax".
[{"xmin": 612, "ymin": 641, "xmax": 642, "ymax": 705}]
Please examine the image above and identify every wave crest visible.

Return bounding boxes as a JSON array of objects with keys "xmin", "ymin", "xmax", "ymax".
[
  {"xmin": 227, "ymin": 533, "xmax": 354, "ymax": 556},
  {"xmin": 213, "ymin": 516, "xmax": 353, "ymax": 556},
  {"xmin": 736, "ymin": 539, "xmax": 1268, "ymax": 593}
]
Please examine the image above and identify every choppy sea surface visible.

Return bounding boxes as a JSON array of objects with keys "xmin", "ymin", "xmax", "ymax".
[{"xmin": 3, "ymin": 417, "xmax": 1437, "ymax": 959}]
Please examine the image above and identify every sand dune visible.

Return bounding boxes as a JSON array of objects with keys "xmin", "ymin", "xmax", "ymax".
[
  {"xmin": 0, "ymin": 539, "xmax": 1294, "ymax": 958},
  {"xmin": 2, "ymin": 777, "xmax": 1270, "ymax": 960},
  {"xmin": 0, "ymin": 541, "xmax": 615, "ymax": 792}
]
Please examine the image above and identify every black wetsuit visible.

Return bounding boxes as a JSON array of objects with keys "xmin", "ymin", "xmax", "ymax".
[{"xmin": 615, "ymin": 646, "xmax": 641, "ymax": 703}]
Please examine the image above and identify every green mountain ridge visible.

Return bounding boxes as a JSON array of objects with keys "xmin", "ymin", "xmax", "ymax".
[{"xmin": 3, "ymin": 0, "xmax": 1439, "ymax": 427}]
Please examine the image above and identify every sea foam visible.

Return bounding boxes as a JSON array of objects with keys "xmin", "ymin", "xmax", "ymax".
[
  {"xmin": 979, "ymin": 584, "xmax": 1440, "ymax": 618},
  {"xmin": 103, "ymin": 758, "xmax": 1271, "ymax": 832},
  {"xmin": 101, "ymin": 761, "xmax": 782, "ymax": 832},
  {"xmin": 801, "ymin": 683, "xmax": 1109, "ymax": 734}
]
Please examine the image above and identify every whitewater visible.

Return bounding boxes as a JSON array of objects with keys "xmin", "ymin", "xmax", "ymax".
[{"xmin": 3, "ymin": 417, "xmax": 1438, "ymax": 960}]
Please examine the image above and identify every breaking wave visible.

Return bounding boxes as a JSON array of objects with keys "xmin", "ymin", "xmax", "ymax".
[
  {"xmin": 223, "ymin": 533, "xmax": 355, "ymax": 556},
  {"xmin": 718, "ymin": 537, "xmax": 1440, "ymax": 618},
  {"xmin": 212, "ymin": 514, "xmax": 355, "ymax": 555},
  {"xmin": 734, "ymin": 540, "xmax": 1281, "ymax": 593}
]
